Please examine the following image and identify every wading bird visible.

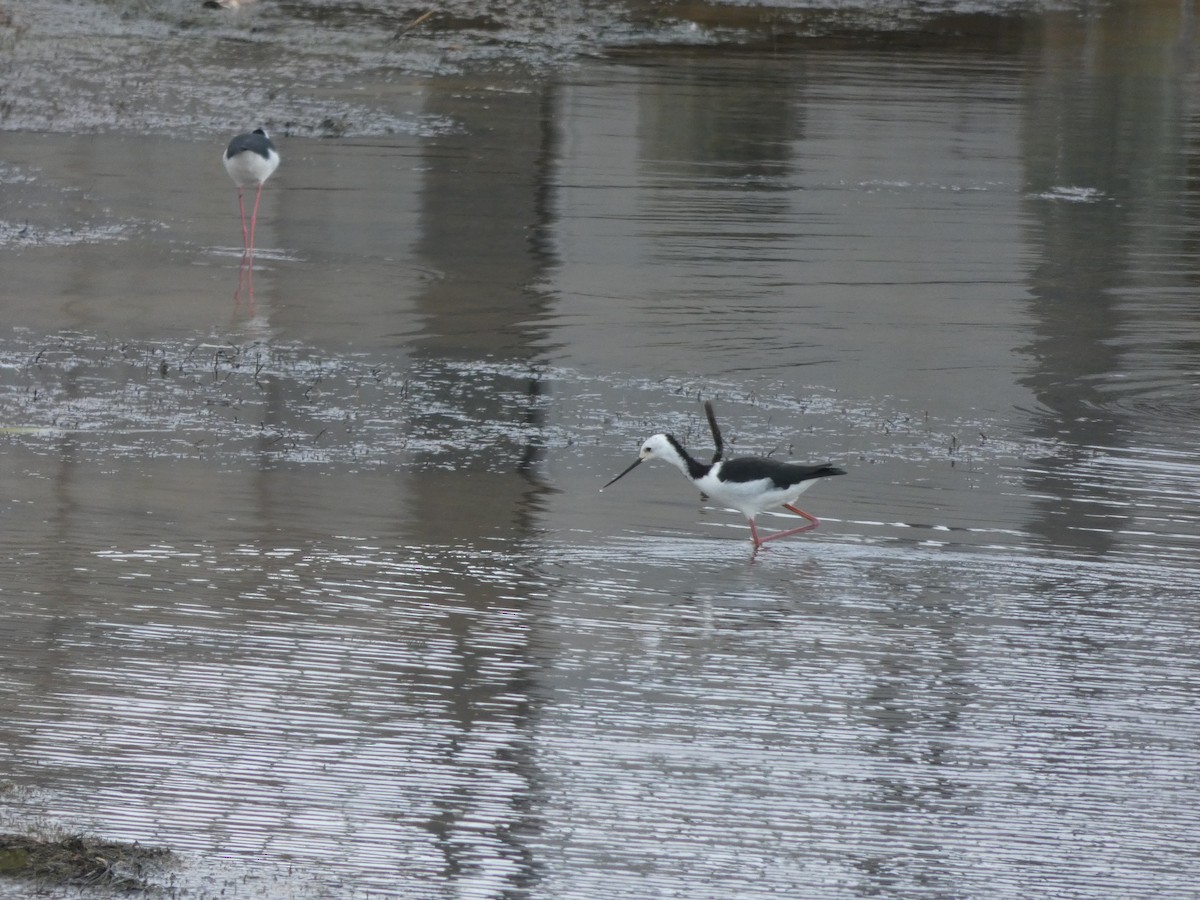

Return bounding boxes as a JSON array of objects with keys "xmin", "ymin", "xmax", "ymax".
[
  {"xmin": 223, "ymin": 128, "xmax": 279, "ymax": 263},
  {"xmin": 603, "ymin": 433, "xmax": 845, "ymax": 549}
]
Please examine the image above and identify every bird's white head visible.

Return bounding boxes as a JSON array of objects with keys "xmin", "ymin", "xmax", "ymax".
[
  {"xmin": 637, "ymin": 433, "xmax": 681, "ymax": 463},
  {"xmin": 601, "ymin": 433, "xmax": 691, "ymax": 490}
]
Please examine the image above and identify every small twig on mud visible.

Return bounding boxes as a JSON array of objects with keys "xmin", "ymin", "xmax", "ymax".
[
  {"xmin": 394, "ymin": 9, "xmax": 433, "ymax": 39},
  {"xmin": 180, "ymin": 343, "xmax": 200, "ymax": 372}
]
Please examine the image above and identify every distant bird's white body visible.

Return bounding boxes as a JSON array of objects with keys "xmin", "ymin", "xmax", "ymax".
[
  {"xmin": 223, "ymin": 129, "xmax": 279, "ymax": 188},
  {"xmin": 603, "ymin": 433, "xmax": 846, "ymax": 549}
]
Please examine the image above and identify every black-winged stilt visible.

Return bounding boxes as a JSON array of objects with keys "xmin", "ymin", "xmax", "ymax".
[
  {"xmin": 223, "ymin": 128, "xmax": 279, "ymax": 263},
  {"xmin": 603, "ymin": 433, "xmax": 846, "ymax": 548}
]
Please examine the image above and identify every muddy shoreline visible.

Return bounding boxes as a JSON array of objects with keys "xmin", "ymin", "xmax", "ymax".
[
  {"xmin": 0, "ymin": 1, "xmax": 1040, "ymax": 139},
  {"xmin": 0, "ymin": 830, "xmax": 170, "ymax": 892}
]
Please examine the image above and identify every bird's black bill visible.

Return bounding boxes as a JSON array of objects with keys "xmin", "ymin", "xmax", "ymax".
[{"xmin": 601, "ymin": 457, "xmax": 643, "ymax": 491}]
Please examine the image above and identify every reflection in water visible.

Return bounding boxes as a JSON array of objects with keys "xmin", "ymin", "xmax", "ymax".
[
  {"xmin": 233, "ymin": 256, "xmax": 256, "ymax": 306},
  {"xmin": 335, "ymin": 79, "xmax": 567, "ymax": 888},
  {"xmin": 634, "ymin": 52, "xmax": 803, "ymax": 269},
  {"xmin": 3, "ymin": 5, "xmax": 1200, "ymax": 898},
  {"xmin": 1019, "ymin": 3, "xmax": 1197, "ymax": 557},
  {"xmin": 413, "ymin": 82, "xmax": 560, "ymax": 361}
]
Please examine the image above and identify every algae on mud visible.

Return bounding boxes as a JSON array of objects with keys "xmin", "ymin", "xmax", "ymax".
[{"xmin": 0, "ymin": 832, "xmax": 171, "ymax": 891}]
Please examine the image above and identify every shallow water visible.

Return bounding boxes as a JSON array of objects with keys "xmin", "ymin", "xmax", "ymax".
[{"xmin": 3, "ymin": 2, "xmax": 1200, "ymax": 897}]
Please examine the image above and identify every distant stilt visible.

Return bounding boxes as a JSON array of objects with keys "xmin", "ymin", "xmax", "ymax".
[
  {"xmin": 223, "ymin": 128, "xmax": 279, "ymax": 263},
  {"xmin": 222, "ymin": 128, "xmax": 279, "ymax": 301}
]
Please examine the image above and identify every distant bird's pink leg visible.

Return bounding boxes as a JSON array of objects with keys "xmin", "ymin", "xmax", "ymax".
[
  {"xmin": 234, "ymin": 188, "xmax": 251, "ymax": 302},
  {"xmin": 237, "ymin": 188, "xmax": 249, "ymax": 255},
  {"xmin": 247, "ymin": 181, "xmax": 265, "ymax": 263}
]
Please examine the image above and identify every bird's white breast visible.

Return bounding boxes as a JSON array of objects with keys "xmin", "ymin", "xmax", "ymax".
[{"xmin": 223, "ymin": 149, "xmax": 279, "ymax": 188}]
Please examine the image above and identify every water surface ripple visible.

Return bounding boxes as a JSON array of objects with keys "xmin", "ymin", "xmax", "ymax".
[{"xmin": 3, "ymin": 4, "xmax": 1200, "ymax": 897}]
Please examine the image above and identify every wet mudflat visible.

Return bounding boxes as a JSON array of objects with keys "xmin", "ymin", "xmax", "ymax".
[{"xmin": 2, "ymin": 1, "xmax": 1200, "ymax": 897}]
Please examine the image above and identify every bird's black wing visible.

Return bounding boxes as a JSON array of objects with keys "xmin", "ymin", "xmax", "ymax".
[
  {"xmin": 720, "ymin": 457, "xmax": 845, "ymax": 489},
  {"xmin": 226, "ymin": 131, "xmax": 273, "ymax": 159}
]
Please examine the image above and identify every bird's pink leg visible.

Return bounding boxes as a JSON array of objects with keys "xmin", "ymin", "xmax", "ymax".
[
  {"xmin": 247, "ymin": 181, "xmax": 265, "ymax": 264},
  {"xmin": 751, "ymin": 504, "xmax": 821, "ymax": 546},
  {"xmin": 232, "ymin": 187, "xmax": 258, "ymax": 304},
  {"xmin": 783, "ymin": 503, "xmax": 820, "ymax": 525},
  {"xmin": 234, "ymin": 187, "xmax": 251, "ymax": 303},
  {"xmin": 237, "ymin": 188, "xmax": 249, "ymax": 256},
  {"xmin": 754, "ymin": 522, "xmax": 819, "ymax": 545}
]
